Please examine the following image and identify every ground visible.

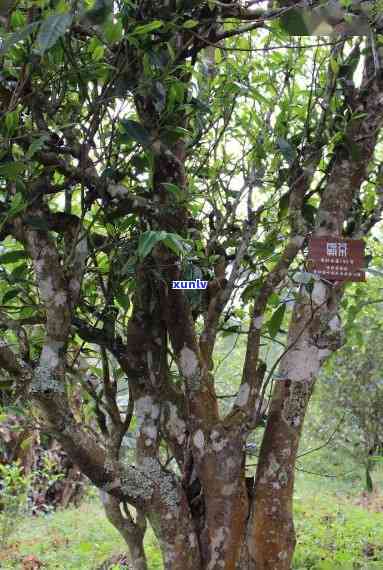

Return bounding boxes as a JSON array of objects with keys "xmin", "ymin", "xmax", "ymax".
[{"xmin": 1, "ymin": 474, "xmax": 383, "ymax": 569}]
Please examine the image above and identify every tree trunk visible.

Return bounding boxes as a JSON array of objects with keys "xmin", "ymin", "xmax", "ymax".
[
  {"xmin": 101, "ymin": 492, "xmax": 148, "ymax": 570},
  {"xmin": 243, "ymin": 280, "xmax": 342, "ymax": 569}
]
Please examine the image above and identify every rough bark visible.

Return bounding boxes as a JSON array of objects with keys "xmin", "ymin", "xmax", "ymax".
[
  {"xmin": 245, "ymin": 285, "xmax": 339, "ymax": 569},
  {"xmin": 2, "ymin": 10, "xmax": 383, "ymax": 570},
  {"xmin": 101, "ymin": 492, "xmax": 148, "ymax": 570},
  {"xmin": 244, "ymin": 56, "xmax": 383, "ymax": 570}
]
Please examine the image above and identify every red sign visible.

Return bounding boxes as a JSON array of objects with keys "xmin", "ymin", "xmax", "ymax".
[{"xmin": 308, "ymin": 237, "xmax": 365, "ymax": 282}]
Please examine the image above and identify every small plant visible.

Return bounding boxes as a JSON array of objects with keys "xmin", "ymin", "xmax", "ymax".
[{"xmin": 0, "ymin": 462, "xmax": 31, "ymax": 549}]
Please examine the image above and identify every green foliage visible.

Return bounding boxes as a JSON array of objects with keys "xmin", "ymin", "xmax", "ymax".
[
  {"xmin": 137, "ymin": 230, "xmax": 187, "ymax": 259},
  {"xmin": 267, "ymin": 304, "xmax": 286, "ymax": 339},
  {"xmin": 2, "ymin": 483, "xmax": 383, "ymax": 568},
  {"xmin": 279, "ymin": 10, "xmax": 310, "ymax": 35},
  {"xmin": 0, "ymin": 463, "xmax": 30, "ymax": 550},
  {"xmin": 0, "ymin": 499, "xmax": 162, "ymax": 569},
  {"xmin": 131, "ymin": 20, "xmax": 164, "ymax": 36},
  {"xmin": 119, "ymin": 119, "xmax": 151, "ymax": 147},
  {"xmin": 0, "ymin": 22, "xmax": 39, "ymax": 55},
  {"xmin": 0, "ymin": 1, "xmax": 382, "ymax": 564},
  {"xmin": 35, "ymin": 12, "xmax": 73, "ymax": 54},
  {"xmin": 293, "ymin": 476, "xmax": 383, "ymax": 569}
]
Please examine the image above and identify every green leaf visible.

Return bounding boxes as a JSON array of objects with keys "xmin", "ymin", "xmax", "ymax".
[
  {"xmin": 137, "ymin": 230, "xmax": 166, "ymax": 259},
  {"xmin": 120, "ymin": 119, "xmax": 150, "ymax": 147},
  {"xmin": 115, "ymin": 290, "xmax": 130, "ymax": 310},
  {"xmin": 103, "ymin": 20, "xmax": 123, "ymax": 43},
  {"xmin": 167, "ymin": 126, "xmax": 192, "ymax": 138},
  {"xmin": 162, "ymin": 233, "xmax": 186, "ymax": 256},
  {"xmin": 85, "ymin": 0, "xmax": 112, "ymax": 25},
  {"xmin": 10, "ymin": 10, "xmax": 26, "ymax": 28},
  {"xmin": 91, "ymin": 43, "xmax": 105, "ymax": 61},
  {"xmin": 0, "ymin": 22, "xmax": 39, "ymax": 55},
  {"xmin": 137, "ymin": 230, "xmax": 186, "ymax": 259},
  {"xmin": 131, "ymin": 20, "xmax": 163, "ymax": 35},
  {"xmin": 5, "ymin": 110, "xmax": 19, "ymax": 133},
  {"xmin": 0, "ymin": 161, "xmax": 25, "ymax": 179},
  {"xmin": 268, "ymin": 293, "xmax": 280, "ymax": 307},
  {"xmin": 278, "ymin": 192, "xmax": 290, "ymax": 220},
  {"xmin": 277, "ymin": 137, "xmax": 296, "ymax": 165},
  {"xmin": 35, "ymin": 12, "xmax": 73, "ymax": 54},
  {"xmin": 2, "ymin": 288, "xmax": 21, "ymax": 304},
  {"xmin": 279, "ymin": 10, "xmax": 310, "ymax": 35},
  {"xmin": 242, "ymin": 281, "xmax": 261, "ymax": 303},
  {"xmin": 9, "ymin": 193, "xmax": 27, "ymax": 216},
  {"xmin": 183, "ymin": 19, "xmax": 199, "ymax": 28},
  {"xmin": 10, "ymin": 263, "xmax": 28, "ymax": 281},
  {"xmin": 330, "ymin": 58, "xmax": 339, "ymax": 75},
  {"xmin": 0, "ymin": 250, "xmax": 28, "ymax": 265},
  {"xmin": 162, "ymin": 182, "xmax": 182, "ymax": 197},
  {"xmin": 302, "ymin": 203, "xmax": 317, "ymax": 225},
  {"xmin": 26, "ymin": 135, "xmax": 49, "ymax": 159},
  {"xmin": 267, "ymin": 304, "xmax": 286, "ymax": 339},
  {"xmin": 215, "ymin": 47, "xmax": 222, "ymax": 64}
]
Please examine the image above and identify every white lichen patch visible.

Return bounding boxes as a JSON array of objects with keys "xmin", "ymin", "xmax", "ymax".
[
  {"xmin": 226, "ymin": 458, "xmax": 236, "ymax": 470},
  {"xmin": 179, "ymin": 346, "xmax": 200, "ymax": 385},
  {"xmin": 318, "ymin": 348, "xmax": 332, "ymax": 361},
  {"xmin": 235, "ymin": 383, "xmax": 250, "ymax": 407},
  {"xmin": 193, "ymin": 429, "xmax": 205, "ymax": 450},
  {"xmin": 140, "ymin": 457, "xmax": 180, "ymax": 512},
  {"xmin": 207, "ymin": 526, "xmax": 226, "ymax": 570},
  {"xmin": 282, "ymin": 346, "xmax": 320, "ymax": 383},
  {"xmin": 163, "ymin": 403, "xmax": 186, "ymax": 445},
  {"xmin": 328, "ymin": 315, "xmax": 341, "ymax": 331},
  {"xmin": 34, "ymin": 258, "xmax": 44, "ymax": 275},
  {"xmin": 40, "ymin": 342, "xmax": 62, "ymax": 368},
  {"xmin": 312, "ymin": 281, "xmax": 327, "ymax": 305},
  {"xmin": 210, "ymin": 430, "xmax": 228, "ymax": 453},
  {"xmin": 136, "ymin": 396, "xmax": 155, "ymax": 426},
  {"xmin": 265, "ymin": 453, "xmax": 280, "ymax": 478},
  {"xmin": 253, "ymin": 316, "xmax": 263, "ymax": 330},
  {"xmin": 281, "ymin": 447, "xmax": 291, "ymax": 458},
  {"xmin": 107, "ymin": 183, "xmax": 129, "ymax": 199},
  {"xmin": 39, "ymin": 275, "xmax": 55, "ymax": 301},
  {"xmin": 282, "ymin": 380, "xmax": 309, "ymax": 428},
  {"xmin": 143, "ymin": 425, "xmax": 157, "ymax": 440},
  {"xmin": 189, "ymin": 532, "xmax": 197, "ymax": 549},
  {"xmin": 32, "ymin": 341, "xmax": 65, "ymax": 394},
  {"xmin": 54, "ymin": 291, "xmax": 68, "ymax": 306},
  {"xmin": 120, "ymin": 465, "xmax": 154, "ymax": 501}
]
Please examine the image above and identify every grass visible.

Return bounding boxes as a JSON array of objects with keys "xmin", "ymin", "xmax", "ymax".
[
  {"xmin": 0, "ymin": 500, "xmax": 162, "ymax": 570},
  {"xmin": 293, "ymin": 474, "xmax": 383, "ymax": 569},
  {"xmin": 1, "ymin": 476, "xmax": 383, "ymax": 569}
]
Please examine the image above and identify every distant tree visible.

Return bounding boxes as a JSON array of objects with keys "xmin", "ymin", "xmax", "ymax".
[
  {"xmin": 321, "ymin": 303, "xmax": 383, "ymax": 492},
  {"xmin": 1, "ymin": 2, "xmax": 383, "ymax": 569}
]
